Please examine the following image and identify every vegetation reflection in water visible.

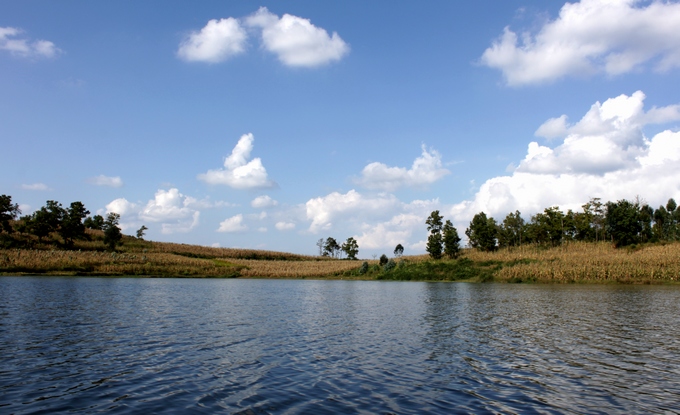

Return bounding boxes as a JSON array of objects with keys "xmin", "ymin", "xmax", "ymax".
[{"xmin": 1, "ymin": 278, "xmax": 679, "ymax": 414}]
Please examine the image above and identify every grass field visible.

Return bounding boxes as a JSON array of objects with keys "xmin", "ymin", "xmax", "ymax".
[{"xmin": 1, "ymin": 229, "xmax": 679, "ymax": 282}]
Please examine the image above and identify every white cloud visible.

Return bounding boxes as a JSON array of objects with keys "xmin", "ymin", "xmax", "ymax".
[
  {"xmin": 355, "ymin": 145, "xmax": 450, "ymax": 191},
  {"xmin": 87, "ymin": 175, "xmax": 123, "ymax": 188},
  {"xmin": 251, "ymin": 195, "xmax": 278, "ymax": 208},
  {"xmin": 450, "ymin": 91, "xmax": 680, "ymax": 225},
  {"xmin": 354, "ymin": 199, "xmax": 441, "ymax": 251},
  {"xmin": 535, "ymin": 115, "xmax": 568, "ymax": 140},
  {"xmin": 177, "ymin": 18, "xmax": 247, "ymax": 63},
  {"xmin": 105, "ymin": 198, "xmax": 139, "ymax": 217},
  {"xmin": 481, "ymin": 0, "xmax": 680, "ymax": 85},
  {"xmin": 105, "ymin": 188, "xmax": 201, "ymax": 234},
  {"xmin": 21, "ymin": 183, "xmax": 49, "ymax": 191},
  {"xmin": 305, "ymin": 189, "xmax": 400, "ymax": 233},
  {"xmin": 0, "ymin": 27, "xmax": 60, "ymax": 59},
  {"xmin": 275, "ymin": 221, "xmax": 295, "ymax": 231},
  {"xmin": 198, "ymin": 133, "xmax": 275, "ymax": 189},
  {"xmin": 140, "ymin": 188, "xmax": 199, "ymax": 223},
  {"xmin": 245, "ymin": 7, "xmax": 349, "ymax": 67},
  {"xmin": 217, "ymin": 214, "xmax": 248, "ymax": 233}
]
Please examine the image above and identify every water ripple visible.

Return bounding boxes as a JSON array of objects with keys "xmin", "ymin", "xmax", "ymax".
[{"xmin": 1, "ymin": 278, "xmax": 679, "ymax": 414}]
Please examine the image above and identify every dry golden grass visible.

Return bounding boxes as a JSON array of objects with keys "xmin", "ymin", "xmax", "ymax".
[
  {"xmin": 0, "ymin": 248, "xmax": 363, "ymax": 278},
  {"xmin": 0, "ymin": 249, "xmax": 245, "ymax": 277},
  {"xmin": 465, "ymin": 241, "xmax": 680, "ymax": 283},
  {"xmin": 231, "ymin": 258, "xmax": 361, "ymax": 278}
]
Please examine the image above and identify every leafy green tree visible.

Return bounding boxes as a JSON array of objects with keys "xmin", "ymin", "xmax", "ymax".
[
  {"xmin": 59, "ymin": 201, "xmax": 90, "ymax": 247},
  {"xmin": 0, "ymin": 195, "xmax": 21, "ymax": 233},
  {"xmin": 666, "ymin": 198, "xmax": 678, "ymax": 240},
  {"xmin": 379, "ymin": 254, "xmax": 389, "ymax": 266},
  {"xmin": 323, "ymin": 237, "xmax": 341, "ymax": 258},
  {"xmin": 393, "ymin": 244, "xmax": 404, "ymax": 258},
  {"xmin": 606, "ymin": 199, "xmax": 642, "ymax": 247},
  {"xmin": 442, "ymin": 220, "xmax": 461, "ymax": 259},
  {"xmin": 84, "ymin": 214, "xmax": 105, "ymax": 230},
  {"xmin": 465, "ymin": 212, "xmax": 497, "ymax": 251},
  {"xmin": 497, "ymin": 210, "xmax": 525, "ymax": 248},
  {"xmin": 639, "ymin": 204, "xmax": 654, "ymax": 243},
  {"xmin": 583, "ymin": 197, "xmax": 605, "ymax": 241},
  {"xmin": 136, "ymin": 225, "xmax": 148, "ymax": 240},
  {"xmin": 103, "ymin": 213, "xmax": 123, "ymax": 251},
  {"xmin": 653, "ymin": 205, "xmax": 668, "ymax": 240},
  {"xmin": 425, "ymin": 210, "xmax": 444, "ymax": 259},
  {"xmin": 530, "ymin": 206, "xmax": 565, "ymax": 246},
  {"xmin": 341, "ymin": 237, "xmax": 359, "ymax": 260},
  {"xmin": 25, "ymin": 201, "xmax": 65, "ymax": 242}
]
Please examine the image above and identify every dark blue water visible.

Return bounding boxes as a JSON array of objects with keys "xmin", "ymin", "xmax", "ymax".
[{"xmin": 1, "ymin": 277, "xmax": 679, "ymax": 414}]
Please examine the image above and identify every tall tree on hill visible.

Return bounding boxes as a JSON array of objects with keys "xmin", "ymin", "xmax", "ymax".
[
  {"xmin": 59, "ymin": 202, "xmax": 90, "ymax": 247},
  {"xmin": 465, "ymin": 212, "xmax": 498, "ymax": 251},
  {"xmin": 323, "ymin": 237, "xmax": 341, "ymax": 258},
  {"xmin": 393, "ymin": 244, "xmax": 404, "ymax": 258},
  {"xmin": 605, "ymin": 199, "xmax": 642, "ymax": 247},
  {"xmin": 84, "ymin": 214, "xmax": 105, "ymax": 230},
  {"xmin": 0, "ymin": 195, "xmax": 21, "ymax": 233},
  {"xmin": 442, "ymin": 220, "xmax": 461, "ymax": 259},
  {"xmin": 425, "ymin": 210, "xmax": 444, "ymax": 259},
  {"xmin": 103, "ymin": 213, "xmax": 123, "ymax": 251},
  {"xmin": 498, "ymin": 210, "xmax": 525, "ymax": 248},
  {"xmin": 136, "ymin": 225, "xmax": 148, "ymax": 240},
  {"xmin": 341, "ymin": 237, "xmax": 359, "ymax": 260},
  {"xmin": 25, "ymin": 201, "xmax": 66, "ymax": 242}
]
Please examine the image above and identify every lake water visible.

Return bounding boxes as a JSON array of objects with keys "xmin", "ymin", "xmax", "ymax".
[{"xmin": 1, "ymin": 277, "xmax": 679, "ymax": 414}]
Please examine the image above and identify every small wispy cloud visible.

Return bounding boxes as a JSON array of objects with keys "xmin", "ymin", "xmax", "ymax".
[
  {"xmin": 21, "ymin": 183, "xmax": 49, "ymax": 191},
  {"xmin": 87, "ymin": 175, "xmax": 123, "ymax": 188},
  {"xmin": 0, "ymin": 27, "xmax": 60, "ymax": 59}
]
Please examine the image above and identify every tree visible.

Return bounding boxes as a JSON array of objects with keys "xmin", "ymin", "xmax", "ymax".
[
  {"xmin": 84, "ymin": 214, "xmax": 105, "ymax": 230},
  {"xmin": 323, "ymin": 237, "xmax": 341, "ymax": 258},
  {"xmin": 136, "ymin": 225, "xmax": 148, "ymax": 240},
  {"xmin": 379, "ymin": 254, "xmax": 389, "ymax": 266},
  {"xmin": 425, "ymin": 210, "xmax": 444, "ymax": 259},
  {"xmin": 465, "ymin": 212, "xmax": 497, "ymax": 251},
  {"xmin": 605, "ymin": 199, "xmax": 642, "ymax": 247},
  {"xmin": 316, "ymin": 238, "xmax": 325, "ymax": 256},
  {"xmin": 25, "ymin": 200, "xmax": 65, "ymax": 242},
  {"xmin": 0, "ymin": 195, "xmax": 21, "ymax": 233},
  {"xmin": 59, "ymin": 201, "xmax": 90, "ymax": 247},
  {"xmin": 442, "ymin": 220, "xmax": 461, "ymax": 259},
  {"xmin": 497, "ymin": 210, "xmax": 525, "ymax": 248},
  {"xmin": 393, "ymin": 244, "xmax": 404, "ymax": 258},
  {"xmin": 103, "ymin": 213, "xmax": 123, "ymax": 251},
  {"xmin": 530, "ymin": 206, "xmax": 565, "ymax": 246},
  {"xmin": 341, "ymin": 237, "xmax": 359, "ymax": 260},
  {"xmin": 583, "ymin": 197, "xmax": 605, "ymax": 241}
]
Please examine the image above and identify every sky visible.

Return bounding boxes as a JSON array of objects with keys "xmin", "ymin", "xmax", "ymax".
[{"xmin": 2, "ymin": 0, "xmax": 680, "ymax": 258}]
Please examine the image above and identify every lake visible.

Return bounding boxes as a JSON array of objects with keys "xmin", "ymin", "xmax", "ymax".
[{"xmin": 1, "ymin": 277, "xmax": 679, "ymax": 414}]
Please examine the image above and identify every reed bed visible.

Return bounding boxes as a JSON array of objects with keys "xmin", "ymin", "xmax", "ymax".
[
  {"xmin": 142, "ymin": 241, "xmax": 320, "ymax": 261},
  {"xmin": 0, "ymin": 248, "xmax": 362, "ymax": 278},
  {"xmin": 231, "ymin": 259, "xmax": 362, "ymax": 278},
  {"xmin": 465, "ymin": 242, "xmax": 680, "ymax": 283},
  {"xmin": 0, "ymin": 249, "xmax": 243, "ymax": 277}
]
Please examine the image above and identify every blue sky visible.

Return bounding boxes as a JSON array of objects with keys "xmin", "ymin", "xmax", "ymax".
[{"xmin": 3, "ymin": 0, "xmax": 680, "ymax": 257}]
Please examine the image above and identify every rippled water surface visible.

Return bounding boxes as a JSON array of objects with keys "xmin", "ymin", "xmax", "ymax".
[{"xmin": 1, "ymin": 277, "xmax": 679, "ymax": 414}]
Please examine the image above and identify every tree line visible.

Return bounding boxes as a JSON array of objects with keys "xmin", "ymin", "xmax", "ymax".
[
  {"xmin": 463, "ymin": 196, "xmax": 680, "ymax": 251},
  {"xmin": 0, "ymin": 194, "xmax": 138, "ymax": 250}
]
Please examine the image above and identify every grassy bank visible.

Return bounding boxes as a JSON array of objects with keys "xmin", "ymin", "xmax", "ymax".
[
  {"xmin": 0, "ymin": 230, "xmax": 360, "ymax": 278},
  {"xmin": 2, "ymin": 231, "xmax": 679, "ymax": 283},
  {"xmin": 360, "ymin": 241, "xmax": 679, "ymax": 284}
]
